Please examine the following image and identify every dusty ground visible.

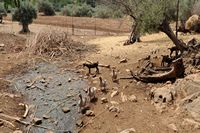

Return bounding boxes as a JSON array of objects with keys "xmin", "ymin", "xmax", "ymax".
[{"xmin": 0, "ymin": 20, "xmax": 200, "ymax": 133}]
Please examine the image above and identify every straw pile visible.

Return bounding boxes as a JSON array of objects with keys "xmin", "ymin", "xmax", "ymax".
[{"xmin": 27, "ymin": 29, "xmax": 87, "ymax": 58}]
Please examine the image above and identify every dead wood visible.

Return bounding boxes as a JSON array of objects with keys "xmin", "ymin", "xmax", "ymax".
[
  {"xmin": 129, "ymin": 58, "xmax": 184, "ymax": 83},
  {"xmin": 0, "ymin": 118, "xmax": 15, "ymax": 128}
]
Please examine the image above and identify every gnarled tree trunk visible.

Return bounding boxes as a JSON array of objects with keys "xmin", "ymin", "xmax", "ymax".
[
  {"xmin": 20, "ymin": 23, "xmax": 30, "ymax": 33},
  {"xmin": 129, "ymin": 22, "xmax": 141, "ymax": 44},
  {"xmin": 160, "ymin": 19, "xmax": 188, "ymax": 52}
]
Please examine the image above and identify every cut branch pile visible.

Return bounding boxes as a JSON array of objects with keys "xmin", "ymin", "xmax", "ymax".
[{"xmin": 26, "ymin": 29, "xmax": 87, "ymax": 58}]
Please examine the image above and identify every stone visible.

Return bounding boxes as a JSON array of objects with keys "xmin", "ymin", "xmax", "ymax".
[
  {"xmin": 101, "ymin": 97, "xmax": 108, "ymax": 104},
  {"xmin": 128, "ymin": 95, "xmax": 137, "ymax": 102},
  {"xmin": 0, "ymin": 121, "xmax": 3, "ymax": 127},
  {"xmin": 62, "ymin": 107, "xmax": 70, "ymax": 113},
  {"xmin": 76, "ymin": 119, "xmax": 83, "ymax": 127},
  {"xmin": 43, "ymin": 114, "xmax": 50, "ymax": 119},
  {"xmin": 33, "ymin": 117, "xmax": 42, "ymax": 125},
  {"xmin": 13, "ymin": 130, "xmax": 23, "ymax": 133},
  {"xmin": 45, "ymin": 130, "xmax": 54, "ymax": 133},
  {"xmin": 85, "ymin": 110, "xmax": 95, "ymax": 116},
  {"xmin": 0, "ymin": 109, "xmax": 3, "ymax": 113},
  {"xmin": 121, "ymin": 92, "xmax": 128, "ymax": 102},
  {"xmin": 111, "ymin": 91, "xmax": 119, "ymax": 98},
  {"xmin": 109, "ymin": 106, "xmax": 120, "ymax": 113},
  {"xmin": 166, "ymin": 81, "xmax": 172, "ymax": 84},
  {"xmin": 120, "ymin": 128, "xmax": 136, "ymax": 133},
  {"xmin": 0, "ymin": 44, "xmax": 5, "ymax": 47},
  {"xmin": 68, "ymin": 78, "xmax": 72, "ymax": 82},
  {"xmin": 110, "ymin": 101, "xmax": 119, "ymax": 105},
  {"xmin": 168, "ymin": 123, "xmax": 178, "ymax": 132},
  {"xmin": 119, "ymin": 58, "xmax": 127, "ymax": 63}
]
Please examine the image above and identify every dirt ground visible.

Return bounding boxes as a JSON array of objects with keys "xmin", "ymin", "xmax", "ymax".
[{"xmin": 0, "ymin": 20, "xmax": 200, "ymax": 133}]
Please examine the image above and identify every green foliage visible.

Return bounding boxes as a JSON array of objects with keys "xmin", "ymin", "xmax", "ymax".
[
  {"xmin": 93, "ymin": 5, "xmax": 123, "ymax": 18},
  {"xmin": 0, "ymin": 2, "xmax": 7, "ymax": 15},
  {"xmin": 192, "ymin": 0, "xmax": 200, "ymax": 16},
  {"xmin": 37, "ymin": 0, "xmax": 55, "ymax": 16},
  {"xmin": 12, "ymin": 1, "xmax": 37, "ymax": 25},
  {"xmin": 73, "ymin": 3, "xmax": 93, "ymax": 17},
  {"xmin": 61, "ymin": 4, "xmax": 73, "ymax": 16}
]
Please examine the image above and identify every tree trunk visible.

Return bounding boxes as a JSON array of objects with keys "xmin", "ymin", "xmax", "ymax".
[
  {"xmin": 160, "ymin": 19, "xmax": 188, "ymax": 52},
  {"xmin": 129, "ymin": 22, "xmax": 141, "ymax": 44},
  {"xmin": 20, "ymin": 24, "xmax": 30, "ymax": 33}
]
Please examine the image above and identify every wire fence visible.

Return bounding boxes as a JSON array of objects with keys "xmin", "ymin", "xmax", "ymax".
[{"xmin": 2, "ymin": 15, "xmax": 132, "ymax": 36}]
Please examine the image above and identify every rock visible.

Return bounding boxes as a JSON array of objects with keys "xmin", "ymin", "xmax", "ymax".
[
  {"xmin": 85, "ymin": 110, "xmax": 95, "ymax": 116},
  {"xmin": 13, "ymin": 130, "xmax": 23, "ymax": 133},
  {"xmin": 76, "ymin": 119, "xmax": 84, "ymax": 127},
  {"xmin": 120, "ymin": 128, "xmax": 136, "ymax": 133},
  {"xmin": 128, "ymin": 95, "xmax": 137, "ymax": 102},
  {"xmin": 110, "ymin": 101, "xmax": 119, "ymax": 105},
  {"xmin": 109, "ymin": 106, "xmax": 120, "ymax": 113},
  {"xmin": 119, "ymin": 58, "xmax": 127, "ymax": 63},
  {"xmin": 68, "ymin": 78, "xmax": 72, "ymax": 82},
  {"xmin": 40, "ymin": 79, "xmax": 46, "ymax": 84},
  {"xmin": 43, "ymin": 114, "xmax": 50, "ymax": 119},
  {"xmin": 121, "ymin": 92, "xmax": 128, "ymax": 102},
  {"xmin": 0, "ymin": 109, "xmax": 3, "ymax": 113},
  {"xmin": 101, "ymin": 97, "xmax": 108, "ymax": 104},
  {"xmin": 33, "ymin": 117, "xmax": 42, "ymax": 125},
  {"xmin": 112, "ymin": 87, "xmax": 119, "ymax": 90},
  {"xmin": 168, "ymin": 123, "xmax": 178, "ymax": 132},
  {"xmin": 0, "ymin": 121, "xmax": 3, "ymax": 127},
  {"xmin": 166, "ymin": 81, "xmax": 172, "ymax": 84},
  {"xmin": 0, "ymin": 44, "xmax": 5, "ymax": 47},
  {"xmin": 62, "ymin": 107, "xmax": 70, "ymax": 113},
  {"xmin": 111, "ymin": 91, "xmax": 119, "ymax": 98},
  {"xmin": 58, "ymin": 83, "xmax": 62, "ymax": 86}
]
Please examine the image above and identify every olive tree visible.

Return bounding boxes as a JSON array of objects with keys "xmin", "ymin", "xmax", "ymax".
[{"xmin": 12, "ymin": 1, "xmax": 37, "ymax": 33}]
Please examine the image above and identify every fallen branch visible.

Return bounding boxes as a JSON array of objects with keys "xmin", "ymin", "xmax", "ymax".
[{"xmin": 0, "ymin": 118, "xmax": 15, "ymax": 128}]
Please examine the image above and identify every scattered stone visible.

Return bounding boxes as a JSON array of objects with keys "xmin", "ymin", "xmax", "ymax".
[
  {"xmin": 62, "ymin": 107, "xmax": 70, "ymax": 113},
  {"xmin": 101, "ymin": 97, "xmax": 108, "ymax": 104},
  {"xmin": 110, "ymin": 101, "xmax": 119, "ymax": 105},
  {"xmin": 72, "ymin": 103, "xmax": 77, "ymax": 106},
  {"xmin": 0, "ymin": 109, "xmax": 3, "ymax": 113},
  {"xmin": 120, "ymin": 58, "xmax": 127, "ymax": 63},
  {"xmin": 168, "ymin": 123, "xmax": 178, "ymax": 132},
  {"xmin": 109, "ymin": 106, "xmax": 120, "ymax": 113},
  {"xmin": 45, "ymin": 130, "xmax": 54, "ymax": 133},
  {"xmin": 111, "ymin": 91, "xmax": 119, "ymax": 98},
  {"xmin": 121, "ymin": 92, "xmax": 128, "ymax": 102},
  {"xmin": 0, "ymin": 121, "xmax": 3, "ymax": 127},
  {"xmin": 166, "ymin": 81, "xmax": 172, "ymax": 84},
  {"xmin": 68, "ymin": 78, "xmax": 72, "ymax": 82},
  {"xmin": 40, "ymin": 79, "xmax": 46, "ymax": 84},
  {"xmin": 13, "ymin": 130, "xmax": 23, "ymax": 133},
  {"xmin": 128, "ymin": 95, "xmax": 137, "ymax": 102},
  {"xmin": 58, "ymin": 83, "xmax": 62, "ymax": 86},
  {"xmin": 0, "ymin": 43, "xmax": 5, "ymax": 47},
  {"xmin": 120, "ymin": 128, "xmax": 136, "ymax": 133},
  {"xmin": 85, "ymin": 110, "xmax": 95, "ymax": 116},
  {"xmin": 33, "ymin": 117, "xmax": 42, "ymax": 125},
  {"xmin": 76, "ymin": 119, "xmax": 84, "ymax": 127},
  {"xmin": 43, "ymin": 114, "xmax": 50, "ymax": 119},
  {"xmin": 182, "ymin": 118, "xmax": 200, "ymax": 129}
]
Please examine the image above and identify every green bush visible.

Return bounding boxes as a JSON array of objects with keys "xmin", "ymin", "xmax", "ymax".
[
  {"xmin": 12, "ymin": 1, "xmax": 37, "ymax": 33},
  {"xmin": 93, "ymin": 5, "xmax": 123, "ymax": 19},
  {"xmin": 192, "ymin": 1, "xmax": 200, "ymax": 16},
  {"xmin": 37, "ymin": 0, "xmax": 55, "ymax": 16},
  {"xmin": 61, "ymin": 4, "xmax": 73, "ymax": 16},
  {"xmin": 0, "ymin": 2, "xmax": 7, "ymax": 16},
  {"xmin": 73, "ymin": 3, "xmax": 93, "ymax": 17}
]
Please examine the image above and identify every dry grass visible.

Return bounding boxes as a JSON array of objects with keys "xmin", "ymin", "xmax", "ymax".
[{"xmin": 26, "ymin": 29, "xmax": 90, "ymax": 59}]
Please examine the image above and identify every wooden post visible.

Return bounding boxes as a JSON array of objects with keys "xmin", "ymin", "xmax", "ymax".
[{"xmin": 176, "ymin": 0, "xmax": 180, "ymax": 38}]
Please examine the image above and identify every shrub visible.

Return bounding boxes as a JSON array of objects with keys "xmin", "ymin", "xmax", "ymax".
[
  {"xmin": 37, "ymin": 0, "xmax": 55, "ymax": 16},
  {"xmin": 73, "ymin": 3, "xmax": 93, "ymax": 17},
  {"xmin": 93, "ymin": 5, "xmax": 123, "ymax": 19},
  {"xmin": 61, "ymin": 5, "xmax": 73, "ymax": 16},
  {"xmin": 12, "ymin": 1, "xmax": 37, "ymax": 33}
]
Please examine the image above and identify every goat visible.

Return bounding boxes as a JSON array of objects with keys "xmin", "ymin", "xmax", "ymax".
[
  {"xmin": 168, "ymin": 46, "xmax": 180, "ymax": 57},
  {"xmin": 78, "ymin": 94, "xmax": 88, "ymax": 113},
  {"xmin": 86, "ymin": 87, "xmax": 97, "ymax": 102},
  {"xmin": 161, "ymin": 55, "xmax": 173, "ymax": 67},
  {"xmin": 99, "ymin": 76, "xmax": 107, "ymax": 92},
  {"xmin": 83, "ymin": 62, "xmax": 99, "ymax": 74}
]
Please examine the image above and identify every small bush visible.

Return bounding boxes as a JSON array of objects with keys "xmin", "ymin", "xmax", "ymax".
[
  {"xmin": 38, "ymin": 0, "xmax": 55, "ymax": 16},
  {"xmin": 61, "ymin": 5, "xmax": 73, "ymax": 16},
  {"xmin": 73, "ymin": 3, "xmax": 93, "ymax": 17},
  {"xmin": 93, "ymin": 5, "xmax": 123, "ymax": 19},
  {"xmin": 0, "ymin": 2, "xmax": 7, "ymax": 16}
]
